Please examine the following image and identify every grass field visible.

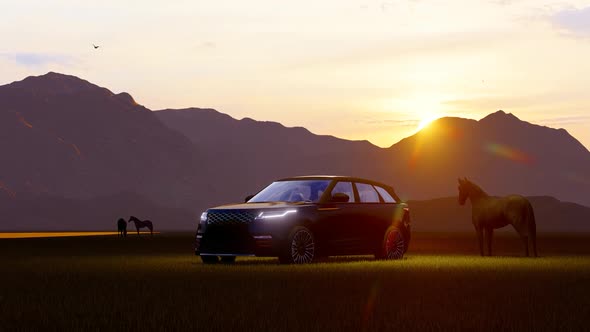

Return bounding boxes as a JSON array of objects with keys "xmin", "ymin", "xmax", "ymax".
[{"xmin": 1, "ymin": 233, "xmax": 590, "ymax": 331}]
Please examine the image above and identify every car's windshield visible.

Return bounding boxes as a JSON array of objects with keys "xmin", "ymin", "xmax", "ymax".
[{"xmin": 248, "ymin": 180, "xmax": 331, "ymax": 203}]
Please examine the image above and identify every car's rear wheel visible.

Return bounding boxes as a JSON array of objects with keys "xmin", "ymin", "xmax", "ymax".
[
  {"xmin": 279, "ymin": 226, "xmax": 315, "ymax": 264},
  {"xmin": 376, "ymin": 226, "xmax": 405, "ymax": 260},
  {"xmin": 220, "ymin": 256, "xmax": 236, "ymax": 264},
  {"xmin": 200, "ymin": 255, "xmax": 219, "ymax": 264}
]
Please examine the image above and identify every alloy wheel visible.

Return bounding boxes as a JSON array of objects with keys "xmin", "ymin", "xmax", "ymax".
[
  {"xmin": 385, "ymin": 228, "xmax": 405, "ymax": 259},
  {"xmin": 290, "ymin": 229, "xmax": 315, "ymax": 264}
]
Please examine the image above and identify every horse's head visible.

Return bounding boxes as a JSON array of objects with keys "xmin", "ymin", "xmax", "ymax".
[
  {"xmin": 457, "ymin": 177, "xmax": 470, "ymax": 205},
  {"xmin": 128, "ymin": 216, "xmax": 135, "ymax": 223}
]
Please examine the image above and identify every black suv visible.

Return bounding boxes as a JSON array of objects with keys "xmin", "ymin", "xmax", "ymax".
[{"xmin": 195, "ymin": 176, "xmax": 411, "ymax": 264}]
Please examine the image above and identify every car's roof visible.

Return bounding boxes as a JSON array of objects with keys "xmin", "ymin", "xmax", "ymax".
[
  {"xmin": 277, "ymin": 175, "xmax": 391, "ymax": 187},
  {"xmin": 278, "ymin": 175, "xmax": 347, "ymax": 180},
  {"xmin": 268, "ymin": 175, "xmax": 401, "ymax": 203}
]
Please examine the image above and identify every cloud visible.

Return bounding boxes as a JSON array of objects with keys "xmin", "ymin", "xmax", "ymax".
[
  {"xmin": 198, "ymin": 41, "xmax": 216, "ymax": 49},
  {"xmin": 281, "ymin": 29, "xmax": 508, "ymax": 72},
  {"xmin": 488, "ymin": 0, "xmax": 517, "ymax": 6},
  {"xmin": 0, "ymin": 52, "xmax": 75, "ymax": 68},
  {"xmin": 552, "ymin": 6, "xmax": 590, "ymax": 37},
  {"xmin": 359, "ymin": 118, "xmax": 420, "ymax": 127},
  {"xmin": 443, "ymin": 96, "xmax": 537, "ymax": 109},
  {"xmin": 537, "ymin": 115, "xmax": 590, "ymax": 127}
]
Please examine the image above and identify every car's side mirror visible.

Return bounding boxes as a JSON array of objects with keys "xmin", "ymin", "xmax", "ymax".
[
  {"xmin": 331, "ymin": 193, "xmax": 350, "ymax": 203},
  {"xmin": 244, "ymin": 194, "xmax": 255, "ymax": 203}
]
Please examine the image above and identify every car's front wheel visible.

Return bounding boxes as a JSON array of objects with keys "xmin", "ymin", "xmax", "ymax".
[
  {"xmin": 376, "ymin": 226, "xmax": 405, "ymax": 260},
  {"xmin": 200, "ymin": 255, "xmax": 219, "ymax": 264},
  {"xmin": 220, "ymin": 256, "xmax": 236, "ymax": 264},
  {"xmin": 279, "ymin": 226, "xmax": 315, "ymax": 264}
]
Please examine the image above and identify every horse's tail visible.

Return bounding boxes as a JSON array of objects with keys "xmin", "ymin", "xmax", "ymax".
[{"xmin": 527, "ymin": 200, "xmax": 537, "ymax": 257}]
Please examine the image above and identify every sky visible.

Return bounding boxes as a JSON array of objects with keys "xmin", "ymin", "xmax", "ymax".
[{"xmin": 1, "ymin": 0, "xmax": 590, "ymax": 149}]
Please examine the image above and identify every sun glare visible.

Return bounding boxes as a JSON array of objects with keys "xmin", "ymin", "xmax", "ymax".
[
  {"xmin": 417, "ymin": 113, "xmax": 440, "ymax": 131},
  {"xmin": 381, "ymin": 94, "xmax": 445, "ymax": 133}
]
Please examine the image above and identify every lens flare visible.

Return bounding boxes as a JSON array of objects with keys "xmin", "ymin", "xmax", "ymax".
[
  {"xmin": 408, "ymin": 121, "xmax": 463, "ymax": 170},
  {"xmin": 362, "ymin": 280, "xmax": 381, "ymax": 331},
  {"xmin": 71, "ymin": 143, "xmax": 82, "ymax": 158},
  {"xmin": 0, "ymin": 181, "xmax": 16, "ymax": 198},
  {"xmin": 16, "ymin": 112, "xmax": 33, "ymax": 129},
  {"xmin": 485, "ymin": 143, "xmax": 533, "ymax": 164}
]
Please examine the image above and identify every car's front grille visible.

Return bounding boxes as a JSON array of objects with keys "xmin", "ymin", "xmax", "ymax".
[{"xmin": 207, "ymin": 210, "xmax": 257, "ymax": 225}]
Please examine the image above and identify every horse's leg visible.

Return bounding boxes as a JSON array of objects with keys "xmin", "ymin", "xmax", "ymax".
[
  {"xmin": 485, "ymin": 228, "xmax": 493, "ymax": 256},
  {"xmin": 476, "ymin": 227, "xmax": 484, "ymax": 256},
  {"xmin": 529, "ymin": 220, "xmax": 537, "ymax": 258},
  {"xmin": 522, "ymin": 235, "xmax": 529, "ymax": 257}
]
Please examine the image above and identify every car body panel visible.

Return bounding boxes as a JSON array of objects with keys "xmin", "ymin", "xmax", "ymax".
[{"xmin": 195, "ymin": 176, "xmax": 411, "ymax": 259}]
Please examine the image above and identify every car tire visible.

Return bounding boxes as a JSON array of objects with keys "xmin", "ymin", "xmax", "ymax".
[
  {"xmin": 200, "ymin": 255, "xmax": 219, "ymax": 264},
  {"xmin": 279, "ymin": 226, "xmax": 315, "ymax": 264},
  {"xmin": 376, "ymin": 226, "xmax": 405, "ymax": 260},
  {"xmin": 220, "ymin": 256, "xmax": 236, "ymax": 264}
]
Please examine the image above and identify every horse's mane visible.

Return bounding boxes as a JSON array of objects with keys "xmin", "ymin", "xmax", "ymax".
[{"xmin": 466, "ymin": 180, "xmax": 489, "ymax": 197}]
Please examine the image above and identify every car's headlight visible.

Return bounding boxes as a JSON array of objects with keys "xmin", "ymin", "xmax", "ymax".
[
  {"xmin": 200, "ymin": 212, "xmax": 208, "ymax": 225},
  {"xmin": 256, "ymin": 209, "xmax": 297, "ymax": 220}
]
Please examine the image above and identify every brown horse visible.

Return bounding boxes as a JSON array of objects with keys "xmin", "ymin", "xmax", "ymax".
[
  {"xmin": 457, "ymin": 178, "xmax": 537, "ymax": 257},
  {"xmin": 117, "ymin": 218, "xmax": 127, "ymax": 237},
  {"xmin": 128, "ymin": 216, "xmax": 154, "ymax": 236}
]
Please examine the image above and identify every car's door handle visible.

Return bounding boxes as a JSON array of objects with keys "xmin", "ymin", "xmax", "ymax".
[{"xmin": 317, "ymin": 207, "xmax": 340, "ymax": 211}]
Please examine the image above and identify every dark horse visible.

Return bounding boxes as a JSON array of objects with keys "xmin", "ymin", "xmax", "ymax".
[
  {"xmin": 117, "ymin": 218, "xmax": 127, "ymax": 237},
  {"xmin": 458, "ymin": 178, "xmax": 537, "ymax": 257},
  {"xmin": 128, "ymin": 216, "xmax": 154, "ymax": 236}
]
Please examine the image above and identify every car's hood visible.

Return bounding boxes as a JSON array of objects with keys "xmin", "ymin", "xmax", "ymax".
[{"xmin": 208, "ymin": 201, "xmax": 314, "ymax": 211}]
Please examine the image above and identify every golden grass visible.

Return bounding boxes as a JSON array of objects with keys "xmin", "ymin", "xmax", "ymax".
[{"xmin": 0, "ymin": 231, "xmax": 159, "ymax": 239}]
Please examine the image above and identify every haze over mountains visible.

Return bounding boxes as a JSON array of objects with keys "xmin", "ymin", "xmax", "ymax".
[
  {"xmin": 1, "ymin": 72, "xmax": 589, "ymax": 230},
  {"xmin": 155, "ymin": 106, "xmax": 590, "ymax": 205},
  {"xmin": 0, "ymin": 72, "xmax": 224, "ymax": 210}
]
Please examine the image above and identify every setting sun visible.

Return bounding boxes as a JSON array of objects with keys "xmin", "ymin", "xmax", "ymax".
[{"xmin": 417, "ymin": 113, "xmax": 441, "ymax": 131}]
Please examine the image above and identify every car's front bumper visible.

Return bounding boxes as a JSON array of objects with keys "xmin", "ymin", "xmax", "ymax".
[{"xmin": 195, "ymin": 223, "xmax": 282, "ymax": 257}]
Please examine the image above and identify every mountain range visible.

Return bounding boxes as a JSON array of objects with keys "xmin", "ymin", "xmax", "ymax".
[{"xmin": 1, "ymin": 72, "xmax": 589, "ymax": 231}]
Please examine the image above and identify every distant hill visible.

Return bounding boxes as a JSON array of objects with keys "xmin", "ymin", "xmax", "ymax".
[
  {"xmin": 2, "ymin": 190, "xmax": 587, "ymax": 232},
  {"xmin": 0, "ymin": 72, "xmax": 222, "ymax": 210},
  {"xmin": 155, "ymin": 108, "xmax": 383, "ymax": 197},
  {"xmin": 0, "ymin": 192, "xmax": 193, "ymax": 231},
  {"xmin": 386, "ymin": 112, "xmax": 590, "ymax": 204},
  {"xmin": 409, "ymin": 196, "xmax": 590, "ymax": 232}
]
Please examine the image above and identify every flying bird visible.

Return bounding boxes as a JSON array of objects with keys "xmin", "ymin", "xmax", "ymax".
[{"xmin": 93, "ymin": 44, "xmax": 100, "ymax": 49}]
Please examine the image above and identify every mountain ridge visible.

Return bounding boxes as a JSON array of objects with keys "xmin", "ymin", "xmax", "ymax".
[{"xmin": 2, "ymin": 72, "xmax": 590, "ymax": 230}]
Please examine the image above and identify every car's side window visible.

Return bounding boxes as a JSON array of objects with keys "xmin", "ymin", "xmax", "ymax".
[
  {"xmin": 374, "ymin": 186, "xmax": 396, "ymax": 203},
  {"xmin": 356, "ymin": 183, "xmax": 380, "ymax": 203},
  {"xmin": 331, "ymin": 181, "xmax": 355, "ymax": 203}
]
